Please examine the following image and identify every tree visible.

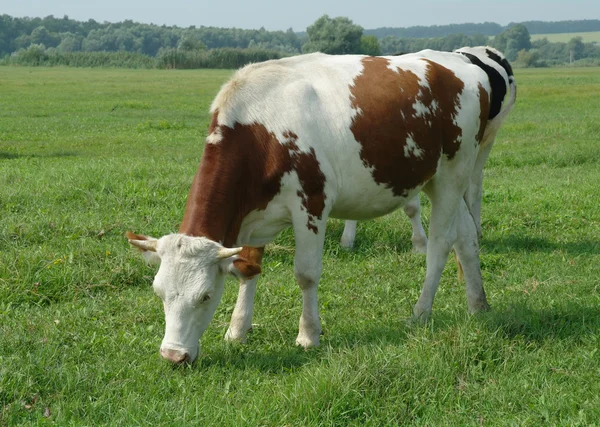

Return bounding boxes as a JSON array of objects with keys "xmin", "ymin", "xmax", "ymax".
[
  {"xmin": 493, "ymin": 24, "xmax": 530, "ymax": 54},
  {"xmin": 359, "ymin": 35, "xmax": 381, "ymax": 55},
  {"xmin": 57, "ymin": 32, "xmax": 82, "ymax": 52},
  {"xmin": 30, "ymin": 26, "xmax": 60, "ymax": 48},
  {"xmin": 505, "ymin": 39, "xmax": 519, "ymax": 61},
  {"xmin": 567, "ymin": 36, "xmax": 584, "ymax": 62},
  {"xmin": 302, "ymin": 15, "xmax": 363, "ymax": 54},
  {"xmin": 516, "ymin": 49, "xmax": 540, "ymax": 67},
  {"xmin": 178, "ymin": 34, "xmax": 206, "ymax": 51}
]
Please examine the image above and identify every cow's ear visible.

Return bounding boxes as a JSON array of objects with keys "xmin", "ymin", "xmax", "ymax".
[
  {"xmin": 126, "ymin": 231, "xmax": 161, "ymax": 265},
  {"xmin": 219, "ymin": 246, "xmax": 263, "ymax": 280}
]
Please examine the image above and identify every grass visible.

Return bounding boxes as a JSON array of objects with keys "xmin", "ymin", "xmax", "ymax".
[
  {"xmin": 530, "ymin": 31, "xmax": 600, "ymax": 43},
  {"xmin": 1, "ymin": 65, "xmax": 599, "ymax": 425}
]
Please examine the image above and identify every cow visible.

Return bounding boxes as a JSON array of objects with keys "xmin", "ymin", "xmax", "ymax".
[{"xmin": 127, "ymin": 46, "xmax": 516, "ymax": 364}]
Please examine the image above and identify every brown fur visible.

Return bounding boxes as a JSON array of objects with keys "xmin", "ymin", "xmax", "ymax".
[
  {"xmin": 179, "ymin": 121, "xmax": 327, "ymax": 245},
  {"xmin": 477, "ymin": 83, "xmax": 490, "ymax": 143},
  {"xmin": 232, "ymin": 246, "xmax": 264, "ymax": 279},
  {"xmin": 350, "ymin": 57, "xmax": 465, "ymax": 197}
]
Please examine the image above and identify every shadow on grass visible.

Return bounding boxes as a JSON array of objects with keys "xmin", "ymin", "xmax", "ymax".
[
  {"xmin": 325, "ymin": 221, "xmax": 415, "ymax": 255},
  {"xmin": 481, "ymin": 302, "xmax": 600, "ymax": 343},
  {"xmin": 0, "ymin": 151, "xmax": 78, "ymax": 159},
  {"xmin": 482, "ymin": 234, "xmax": 599, "ymax": 255},
  {"xmin": 195, "ymin": 313, "xmax": 462, "ymax": 373},
  {"xmin": 194, "ymin": 303, "xmax": 600, "ymax": 373},
  {"xmin": 198, "ymin": 345, "xmax": 323, "ymax": 373}
]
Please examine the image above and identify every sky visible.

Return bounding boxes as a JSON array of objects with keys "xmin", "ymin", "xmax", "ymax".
[{"xmin": 3, "ymin": 0, "xmax": 600, "ymax": 31}]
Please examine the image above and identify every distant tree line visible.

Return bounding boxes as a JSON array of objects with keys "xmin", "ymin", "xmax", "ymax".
[
  {"xmin": 0, "ymin": 14, "xmax": 303, "ymax": 57},
  {"xmin": 1, "ymin": 14, "xmax": 599, "ymax": 69},
  {"xmin": 367, "ymin": 22, "xmax": 505, "ymax": 39},
  {"xmin": 366, "ymin": 19, "xmax": 600, "ymax": 39}
]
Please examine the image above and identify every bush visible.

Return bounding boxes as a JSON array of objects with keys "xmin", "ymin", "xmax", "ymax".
[
  {"xmin": 10, "ymin": 44, "xmax": 49, "ymax": 66},
  {"xmin": 155, "ymin": 47, "xmax": 283, "ymax": 69},
  {"xmin": 8, "ymin": 50, "xmax": 155, "ymax": 68}
]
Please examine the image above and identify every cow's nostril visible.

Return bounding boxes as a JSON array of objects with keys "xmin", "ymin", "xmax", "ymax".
[{"xmin": 160, "ymin": 348, "xmax": 190, "ymax": 364}]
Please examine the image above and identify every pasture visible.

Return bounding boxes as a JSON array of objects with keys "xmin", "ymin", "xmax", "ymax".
[
  {"xmin": 1, "ymin": 65, "xmax": 599, "ymax": 425},
  {"xmin": 530, "ymin": 31, "xmax": 600, "ymax": 43}
]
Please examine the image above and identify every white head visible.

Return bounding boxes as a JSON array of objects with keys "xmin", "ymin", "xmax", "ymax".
[{"xmin": 126, "ymin": 232, "xmax": 259, "ymax": 364}]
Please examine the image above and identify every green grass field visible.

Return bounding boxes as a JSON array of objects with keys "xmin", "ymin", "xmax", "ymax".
[
  {"xmin": 1, "ymin": 65, "xmax": 599, "ymax": 425},
  {"xmin": 531, "ymin": 31, "xmax": 600, "ymax": 43}
]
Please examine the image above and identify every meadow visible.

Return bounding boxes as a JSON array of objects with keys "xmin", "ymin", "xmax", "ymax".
[
  {"xmin": 1, "ymin": 65, "xmax": 599, "ymax": 425},
  {"xmin": 530, "ymin": 31, "xmax": 600, "ymax": 43}
]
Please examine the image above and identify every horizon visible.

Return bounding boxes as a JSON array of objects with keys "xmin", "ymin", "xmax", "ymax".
[
  {"xmin": 4, "ymin": 13, "xmax": 600, "ymax": 33},
  {"xmin": 3, "ymin": 0, "xmax": 600, "ymax": 32}
]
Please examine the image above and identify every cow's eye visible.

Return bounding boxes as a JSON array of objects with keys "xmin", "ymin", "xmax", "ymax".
[{"xmin": 200, "ymin": 294, "xmax": 211, "ymax": 303}]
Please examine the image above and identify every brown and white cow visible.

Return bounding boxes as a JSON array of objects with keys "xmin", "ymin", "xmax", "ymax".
[{"xmin": 128, "ymin": 46, "xmax": 516, "ymax": 364}]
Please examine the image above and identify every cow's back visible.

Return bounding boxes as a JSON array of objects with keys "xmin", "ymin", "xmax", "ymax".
[{"xmin": 207, "ymin": 52, "xmax": 493, "ymax": 226}]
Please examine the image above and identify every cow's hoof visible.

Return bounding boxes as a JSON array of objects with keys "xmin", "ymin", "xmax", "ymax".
[
  {"xmin": 410, "ymin": 236, "xmax": 427, "ymax": 254},
  {"xmin": 411, "ymin": 244, "xmax": 427, "ymax": 255},
  {"xmin": 339, "ymin": 238, "xmax": 355, "ymax": 249},
  {"xmin": 411, "ymin": 237, "xmax": 428, "ymax": 254},
  {"xmin": 410, "ymin": 306, "xmax": 432, "ymax": 324},
  {"xmin": 224, "ymin": 328, "xmax": 249, "ymax": 343},
  {"xmin": 468, "ymin": 300, "xmax": 491, "ymax": 314},
  {"xmin": 295, "ymin": 333, "xmax": 320, "ymax": 349}
]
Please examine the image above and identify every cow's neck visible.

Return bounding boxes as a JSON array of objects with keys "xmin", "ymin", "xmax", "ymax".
[
  {"xmin": 179, "ymin": 143, "xmax": 240, "ymax": 246},
  {"xmin": 178, "ymin": 121, "xmax": 292, "ymax": 248}
]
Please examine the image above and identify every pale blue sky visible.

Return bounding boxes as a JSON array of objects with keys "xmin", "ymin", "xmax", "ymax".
[{"xmin": 3, "ymin": 0, "xmax": 599, "ymax": 31}]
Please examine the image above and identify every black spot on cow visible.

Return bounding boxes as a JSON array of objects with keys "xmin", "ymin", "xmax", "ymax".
[
  {"xmin": 485, "ymin": 48, "xmax": 515, "ymax": 81},
  {"xmin": 458, "ymin": 52, "xmax": 507, "ymax": 120}
]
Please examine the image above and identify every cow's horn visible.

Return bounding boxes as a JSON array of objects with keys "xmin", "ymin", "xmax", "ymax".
[
  {"xmin": 129, "ymin": 239, "xmax": 158, "ymax": 252},
  {"xmin": 217, "ymin": 247, "xmax": 243, "ymax": 259}
]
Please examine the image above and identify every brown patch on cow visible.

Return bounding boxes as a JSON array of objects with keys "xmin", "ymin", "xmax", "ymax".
[
  {"xmin": 232, "ymin": 246, "xmax": 264, "ymax": 279},
  {"xmin": 285, "ymin": 132, "xmax": 327, "ymax": 234},
  {"xmin": 208, "ymin": 108, "xmax": 219, "ymax": 134},
  {"xmin": 179, "ymin": 116, "xmax": 326, "ymax": 244},
  {"xmin": 349, "ymin": 57, "xmax": 465, "ymax": 197},
  {"xmin": 477, "ymin": 83, "xmax": 490, "ymax": 143},
  {"xmin": 422, "ymin": 59, "xmax": 465, "ymax": 159}
]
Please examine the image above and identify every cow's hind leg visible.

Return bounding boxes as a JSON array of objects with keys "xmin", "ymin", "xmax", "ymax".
[
  {"xmin": 412, "ymin": 182, "xmax": 465, "ymax": 322},
  {"xmin": 340, "ymin": 220, "xmax": 357, "ymax": 249},
  {"xmin": 465, "ymin": 138, "xmax": 495, "ymax": 240},
  {"xmin": 453, "ymin": 199, "xmax": 490, "ymax": 313},
  {"xmin": 403, "ymin": 194, "xmax": 428, "ymax": 254},
  {"xmin": 293, "ymin": 218, "xmax": 327, "ymax": 348}
]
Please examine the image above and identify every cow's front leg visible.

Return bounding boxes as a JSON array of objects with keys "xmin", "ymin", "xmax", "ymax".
[
  {"xmin": 225, "ymin": 246, "xmax": 264, "ymax": 343},
  {"xmin": 225, "ymin": 276, "xmax": 259, "ymax": 343},
  {"xmin": 293, "ymin": 219, "xmax": 327, "ymax": 348}
]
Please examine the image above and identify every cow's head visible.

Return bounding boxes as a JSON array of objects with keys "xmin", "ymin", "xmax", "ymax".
[{"xmin": 126, "ymin": 232, "xmax": 260, "ymax": 364}]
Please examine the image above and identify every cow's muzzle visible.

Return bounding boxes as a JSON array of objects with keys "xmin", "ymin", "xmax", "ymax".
[{"xmin": 160, "ymin": 347, "xmax": 193, "ymax": 364}]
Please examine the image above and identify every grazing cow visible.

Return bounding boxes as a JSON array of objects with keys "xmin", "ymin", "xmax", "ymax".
[{"xmin": 128, "ymin": 46, "xmax": 516, "ymax": 364}]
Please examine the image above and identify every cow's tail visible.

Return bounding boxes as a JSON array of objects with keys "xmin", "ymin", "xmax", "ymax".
[{"xmin": 481, "ymin": 74, "xmax": 517, "ymax": 147}]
